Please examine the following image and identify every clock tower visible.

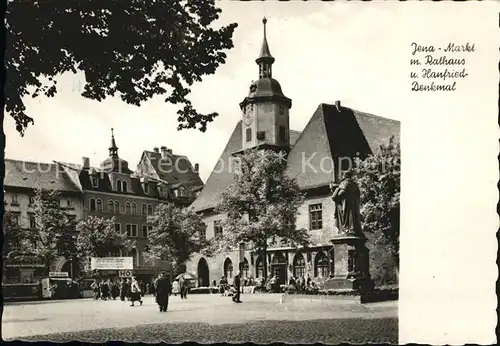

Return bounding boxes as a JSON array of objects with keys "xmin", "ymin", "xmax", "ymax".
[{"xmin": 239, "ymin": 18, "xmax": 292, "ymax": 152}]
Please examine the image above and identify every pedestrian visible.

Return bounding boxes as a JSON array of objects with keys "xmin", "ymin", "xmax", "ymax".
[
  {"xmin": 178, "ymin": 275, "xmax": 188, "ymax": 299},
  {"xmin": 100, "ymin": 281, "xmax": 109, "ymax": 300},
  {"xmin": 126, "ymin": 278, "xmax": 132, "ymax": 301},
  {"xmin": 232, "ymin": 271, "xmax": 242, "ymax": 303},
  {"xmin": 91, "ymin": 279, "xmax": 100, "ymax": 300},
  {"xmin": 119, "ymin": 278, "xmax": 127, "ymax": 301},
  {"xmin": 219, "ymin": 276, "xmax": 227, "ymax": 296},
  {"xmin": 172, "ymin": 280, "xmax": 180, "ymax": 296},
  {"xmin": 111, "ymin": 280, "xmax": 119, "ymax": 300},
  {"xmin": 129, "ymin": 276, "xmax": 143, "ymax": 307},
  {"xmin": 154, "ymin": 272, "xmax": 172, "ymax": 312}
]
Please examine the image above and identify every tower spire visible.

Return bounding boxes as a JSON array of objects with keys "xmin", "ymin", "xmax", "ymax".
[
  {"xmin": 109, "ymin": 128, "xmax": 118, "ymax": 157},
  {"xmin": 256, "ymin": 17, "xmax": 275, "ymax": 78}
]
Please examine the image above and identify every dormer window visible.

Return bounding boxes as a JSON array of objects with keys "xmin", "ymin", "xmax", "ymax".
[
  {"xmin": 91, "ymin": 175, "xmax": 98, "ymax": 188},
  {"xmin": 144, "ymin": 183, "xmax": 149, "ymax": 194},
  {"xmin": 122, "ymin": 181, "xmax": 128, "ymax": 193},
  {"xmin": 116, "ymin": 179, "xmax": 122, "ymax": 192}
]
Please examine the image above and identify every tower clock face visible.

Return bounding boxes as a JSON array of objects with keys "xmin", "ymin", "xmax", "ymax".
[{"xmin": 243, "ymin": 108, "xmax": 254, "ymax": 126}]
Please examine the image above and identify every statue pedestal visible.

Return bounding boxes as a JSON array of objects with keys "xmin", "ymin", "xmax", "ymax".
[{"xmin": 323, "ymin": 235, "xmax": 373, "ymax": 292}]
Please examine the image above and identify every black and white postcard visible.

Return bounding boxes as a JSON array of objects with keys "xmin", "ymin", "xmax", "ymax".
[{"xmin": 1, "ymin": 1, "xmax": 498, "ymax": 344}]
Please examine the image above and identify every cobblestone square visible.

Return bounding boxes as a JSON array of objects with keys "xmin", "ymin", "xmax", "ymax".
[{"xmin": 3, "ymin": 294, "xmax": 397, "ymax": 343}]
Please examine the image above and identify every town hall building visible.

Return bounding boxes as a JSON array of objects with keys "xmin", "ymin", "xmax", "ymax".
[{"xmin": 186, "ymin": 18, "xmax": 400, "ymax": 288}]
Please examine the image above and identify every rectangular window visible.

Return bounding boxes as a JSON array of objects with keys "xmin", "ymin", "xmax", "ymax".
[
  {"xmin": 29, "ymin": 215, "xmax": 36, "ymax": 229},
  {"xmin": 309, "ymin": 203, "xmax": 323, "ymax": 230},
  {"xmin": 28, "ymin": 195, "xmax": 35, "ymax": 206},
  {"xmin": 115, "ymin": 223, "xmax": 121, "ymax": 234},
  {"xmin": 11, "ymin": 195, "xmax": 19, "ymax": 206},
  {"xmin": 214, "ymin": 220, "xmax": 223, "ymax": 238},
  {"xmin": 126, "ymin": 224, "xmax": 132, "ymax": 237},
  {"xmin": 257, "ymin": 131, "xmax": 266, "ymax": 141},
  {"xmin": 144, "ymin": 184, "xmax": 149, "ymax": 194},
  {"xmin": 142, "ymin": 225, "xmax": 151, "ymax": 238},
  {"xmin": 279, "ymin": 105, "xmax": 285, "ymax": 115},
  {"xmin": 131, "ymin": 225, "xmax": 138, "ymax": 237},
  {"xmin": 246, "ymin": 128, "xmax": 252, "ymax": 142},
  {"xmin": 199, "ymin": 227, "xmax": 206, "ymax": 241},
  {"xmin": 279, "ymin": 126, "xmax": 286, "ymax": 143},
  {"xmin": 91, "ymin": 175, "xmax": 98, "ymax": 188}
]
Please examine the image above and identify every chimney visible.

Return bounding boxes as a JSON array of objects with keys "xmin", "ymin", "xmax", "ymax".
[
  {"xmin": 153, "ymin": 147, "xmax": 159, "ymax": 153},
  {"xmin": 335, "ymin": 100, "xmax": 341, "ymax": 112},
  {"xmin": 82, "ymin": 157, "xmax": 90, "ymax": 170},
  {"xmin": 194, "ymin": 163, "xmax": 199, "ymax": 172},
  {"xmin": 160, "ymin": 146, "xmax": 168, "ymax": 158}
]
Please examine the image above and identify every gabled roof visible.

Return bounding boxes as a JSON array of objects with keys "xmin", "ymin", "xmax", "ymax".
[
  {"xmin": 191, "ymin": 103, "xmax": 400, "ymax": 213},
  {"xmin": 190, "ymin": 122, "xmax": 302, "ymax": 212},
  {"xmin": 139, "ymin": 150, "xmax": 203, "ymax": 188},
  {"xmin": 4, "ymin": 159, "xmax": 82, "ymax": 193},
  {"xmin": 286, "ymin": 103, "xmax": 400, "ymax": 189}
]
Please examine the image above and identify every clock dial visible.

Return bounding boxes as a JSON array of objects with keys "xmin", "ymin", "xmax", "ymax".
[{"xmin": 243, "ymin": 109, "xmax": 253, "ymax": 126}]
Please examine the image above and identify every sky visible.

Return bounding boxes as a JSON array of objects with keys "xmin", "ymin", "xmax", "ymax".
[{"xmin": 4, "ymin": 1, "xmax": 411, "ymax": 182}]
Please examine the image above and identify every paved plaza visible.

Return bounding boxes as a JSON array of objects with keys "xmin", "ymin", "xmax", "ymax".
[{"xmin": 2, "ymin": 294, "xmax": 397, "ymax": 343}]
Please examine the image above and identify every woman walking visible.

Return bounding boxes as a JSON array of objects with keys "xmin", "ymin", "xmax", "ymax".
[{"xmin": 129, "ymin": 276, "xmax": 143, "ymax": 307}]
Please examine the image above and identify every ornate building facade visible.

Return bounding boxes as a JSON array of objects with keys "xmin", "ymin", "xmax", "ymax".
[
  {"xmin": 3, "ymin": 130, "xmax": 203, "ymax": 284},
  {"xmin": 185, "ymin": 19, "xmax": 400, "ymax": 288}
]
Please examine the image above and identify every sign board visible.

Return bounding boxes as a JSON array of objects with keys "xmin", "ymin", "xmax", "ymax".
[
  {"xmin": 119, "ymin": 270, "xmax": 133, "ymax": 278},
  {"xmin": 91, "ymin": 257, "xmax": 133, "ymax": 270},
  {"xmin": 49, "ymin": 272, "xmax": 69, "ymax": 278}
]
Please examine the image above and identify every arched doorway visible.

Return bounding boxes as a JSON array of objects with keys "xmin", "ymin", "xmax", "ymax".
[
  {"xmin": 255, "ymin": 256, "xmax": 264, "ymax": 279},
  {"xmin": 314, "ymin": 251, "xmax": 329, "ymax": 278},
  {"xmin": 223, "ymin": 258, "xmax": 233, "ymax": 280},
  {"xmin": 197, "ymin": 258, "xmax": 210, "ymax": 287},
  {"xmin": 60, "ymin": 258, "xmax": 80, "ymax": 279},
  {"xmin": 239, "ymin": 258, "xmax": 249, "ymax": 279},
  {"xmin": 271, "ymin": 252, "xmax": 287, "ymax": 285},
  {"xmin": 293, "ymin": 253, "xmax": 306, "ymax": 279}
]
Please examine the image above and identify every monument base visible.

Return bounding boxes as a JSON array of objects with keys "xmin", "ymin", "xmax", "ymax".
[{"xmin": 323, "ymin": 276, "xmax": 374, "ymax": 291}]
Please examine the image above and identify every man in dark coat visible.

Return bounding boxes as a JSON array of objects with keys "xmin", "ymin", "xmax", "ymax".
[
  {"xmin": 232, "ymin": 271, "xmax": 242, "ymax": 303},
  {"xmin": 179, "ymin": 276, "xmax": 188, "ymax": 299},
  {"xmin": 155, "ymin": 272, "xmax": 172, "ymax": 312}
]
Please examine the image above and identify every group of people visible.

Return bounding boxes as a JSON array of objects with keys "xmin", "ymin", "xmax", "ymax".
[
  {"xmin": 218, "ymin": 272, "xmax": 242, "ymax": 303},
  {"xmin": 90, "ymin": 277, "xmax": 148, "ymax": 306}
]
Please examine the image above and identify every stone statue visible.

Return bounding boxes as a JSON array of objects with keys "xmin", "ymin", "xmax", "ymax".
[{"xmin": 330, "ymin": 171, "xmax": 362, "ymax": 236}]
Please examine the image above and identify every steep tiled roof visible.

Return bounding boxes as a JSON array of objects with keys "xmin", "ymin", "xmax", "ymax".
[
  {"xmin": 58, "ymin": 162, "xmax": 157, "ymax": 197},
  {"xmin": 4, "ymin": 159, "xmax": 82, "ymax": 192},
  {"xmin": 142, "ymin": 151, "xmax": 203, "ymax": 188},
  {"xmin": 191, "ymin": 122, "xmax": 302, "ymax": 212},
  {"xmin": 191, "ymin": 103, "xmax": 400, "ymax": 212}
]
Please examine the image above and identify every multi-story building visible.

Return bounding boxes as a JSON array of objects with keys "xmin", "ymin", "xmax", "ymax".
[
  {"xmin": 3, "ymin": 131, "xmax": 203, "ymax": 284},
  {"xmin": 3, "ymin": 159, "xmax": 84, "ymax": 284},
  {"xmin": 58, "ymin": 130, "xmax": 203, "ymax": 282},
  {"xmin": 185, "ymin": 19, "xmax": 400, "ymax": 287}
]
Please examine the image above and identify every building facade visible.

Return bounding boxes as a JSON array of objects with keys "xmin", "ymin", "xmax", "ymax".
[
  {"xmin": 185, "ymin": 19, "xmax": 400, "ymax": 288},
  {"xmin": 3, "ymin": 160, "xmax": 84, "ymax": 284},
  {"xmin": 3, "ymin": 131, "xmax": 203, "ymax": 284}
]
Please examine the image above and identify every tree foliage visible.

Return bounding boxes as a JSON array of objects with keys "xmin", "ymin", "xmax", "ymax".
[
  {"xmin": 212, "ymin": 149, "xmax": 309, "ymax": 279},
  {"xmin": 143, "ymin": 203, "xmax": 208, "ymax": 268},
  {"xmin": 5, "ymin": 0, "xmax": 237, "ymax": 135},
  {"xmin": 2, "ymin": 210, "xmax": 26, "ymax": 263},
  {"xmin": 353, "ymin": 137, "xmax": 400, "ymax": 285},
  {"xmin": 22, "ymin": 189, "xmax": 78, "ymax": 274},
  {"xmin": 76, "ymin": 216, "xmax": 132, "ymax": 270}
]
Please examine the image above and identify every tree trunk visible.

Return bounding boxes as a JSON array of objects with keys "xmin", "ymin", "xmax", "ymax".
[{"xmin": 262, "ymin": 243, "xmax": 268, "ymax": 280}]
